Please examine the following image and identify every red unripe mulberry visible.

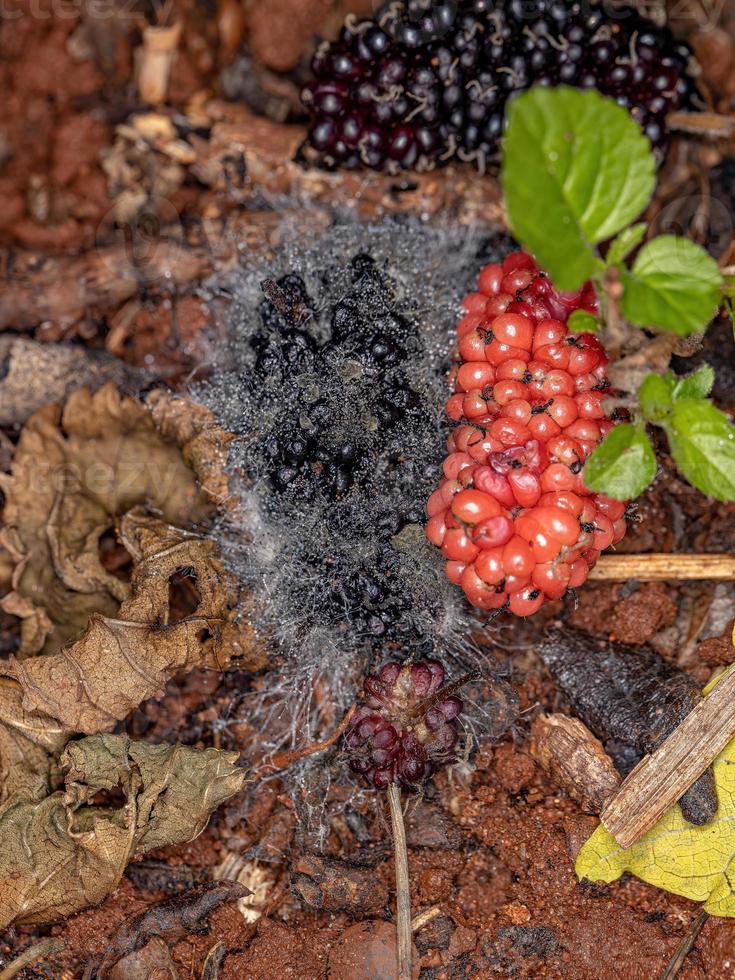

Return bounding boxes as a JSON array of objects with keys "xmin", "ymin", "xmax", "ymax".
[{"xmin": 427, "ymin": 251, "xmax": 628, "ymax": 617}]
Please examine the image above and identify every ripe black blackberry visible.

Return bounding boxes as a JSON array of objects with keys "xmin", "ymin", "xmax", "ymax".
[{"xmin": 302, "ymin": 0, "xmax": 698, "ymax": 172}]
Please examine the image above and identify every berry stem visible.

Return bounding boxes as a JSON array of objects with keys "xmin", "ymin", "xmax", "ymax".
[
  {"xmin": 253, "ymin": 704, "xmax": 357, "ymax": 777},
  {"xmin": 387, "ymin": 782, "xmax": 412, "ymax": 980},
  {"xmin": 409, "ymin": 669, "xmax": 480, "ymax": 720}
]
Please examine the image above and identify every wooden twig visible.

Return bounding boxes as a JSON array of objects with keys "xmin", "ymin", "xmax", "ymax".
[
  {"xmin": 387, "ymin": 783, "xmax": 412, "ymax": 980},
  {"xmin": 530, "ymin": 714, "xmax": 621, "ymax": 814},
  {"xmin": 601, "ymin": 667, "xmax": 735, "ymax": 848},
  {"xmin": 0, "ymin": 939, "xmax": 64, "ymax": 980},
  {"xmin": 590, "ymin": 553, "xmax": 735, "ymax": 581},
  {"xmin": 659, "ymin": 908, "xmax": 709, "ymax": 980},
  {"xmin": 666, "ymin": 110, "xmax": 735, "ymax": 139}
]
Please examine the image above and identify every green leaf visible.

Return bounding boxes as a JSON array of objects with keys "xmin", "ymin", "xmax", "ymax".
[
  {"xmin": 638, "ymin": 373, "xmax": 674, "ymax": 421},
  {"xmin": 662, "ymin": 399, "xmax": 735, "ymax": 501},
  {"xmin": 502, "ymin": 87, "xmax": 656, "ymax": 291},
  {"xmin": 607, "ymin": 223, "xmax": 647, "ymax": 267},
  {"xmin": 568, "ymin": 310, "xmax": 599, "ymax": 333},
  {"xmin": 672, "ymin": 364, "xmax": 715, "ymax": 401},
  {"xmin": 620, "ymin": 236, "xmax": 722, "ymax": 336},
  {"xmin": 582, "ymin": 423, "xmax": 657, "ymax": 500}
]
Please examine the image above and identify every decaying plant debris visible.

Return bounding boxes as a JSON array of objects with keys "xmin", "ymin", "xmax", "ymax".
[
  {"xmin": 0, "ymin": 735, "xmax": 245, "ymax": 929},
  {"xmin": 0, "ymin": 383, "xmax": 261, "ymax": 930},
  {"xmin": 538, "ymin": 626, "xmax": 718, "ymax": 826},
  {"xmin": 1, "ymin": 0, "xmax": 735, "ymax": 974}
]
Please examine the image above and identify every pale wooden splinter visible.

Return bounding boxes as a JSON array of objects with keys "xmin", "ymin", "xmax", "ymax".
[
  {"xmin": 601, "ymin": 666, "xmax": 735, "ymax": 849},
  {"xmin": 590, "ymin": 553, "xmax": 735, "ymax": 581}
]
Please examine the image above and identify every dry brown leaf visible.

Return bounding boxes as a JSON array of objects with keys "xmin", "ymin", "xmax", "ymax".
[
  {"xmin": 3, "ymin": 509, "xmax": 244, "ymax": 733},
  {"xmin": 0, "ymin": 683, "xmax": 67, "ymax": 810},
  {"xmin": 0, "ymin": 385, "xmax": 263, "ymax": 931},
  {"xmin": 146, "ymin": 390, "xmax": 235, "ymax": 510},
  {"xmin": 0, "ymin": 734, "xmax": 246, "ymax": 928},
  {"xmin": 0, "ymin": 384, "xmax": 214, "ymax": 657}
]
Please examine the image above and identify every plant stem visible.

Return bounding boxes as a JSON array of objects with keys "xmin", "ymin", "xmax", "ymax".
[
  {"xmin": 252, "ymin": 704, "xmax": 357, "ymax": 778},
  {"xmin": 387, "ymin": 782, "xmax": 412, "ymax": 980},
  {"xmin": 659, "ymin": 908, "xmax": 709, "ymax": 980}
]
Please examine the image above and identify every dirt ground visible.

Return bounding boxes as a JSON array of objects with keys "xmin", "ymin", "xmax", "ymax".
[{"xmin": 2, "ymin": 0, "xmax": 735, "ymax": 977}]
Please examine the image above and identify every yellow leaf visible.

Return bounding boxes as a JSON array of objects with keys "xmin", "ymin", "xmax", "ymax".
[{"xmin": 576, "ymin": 665, "xmax": 735, "ymax": 916}]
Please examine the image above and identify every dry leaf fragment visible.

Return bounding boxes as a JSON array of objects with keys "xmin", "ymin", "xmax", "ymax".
[
  {"xmin": 107, "ymin": 938, "xmax": 179, "ymax": 980},
  {"xmin": 0, "ymin": 734, "xmax": 246, "ymax": 928},
  {"xmin": 97, "ymin": 882, "xmax": 249, "ymax": 978},
  {"xmin": 0, "ymin": 684, "xmax": 67, "ymax": 810},
  {"xmin": 0, "ymin": 384, "xmax": 213, "ymax": 657},
  {"xmin": 146, "ymin": 391, "xmax": 235, "ymax": 510},
  {"xmin": 3, "ymin": 509, "xmax": 241, "ymax": 733}
]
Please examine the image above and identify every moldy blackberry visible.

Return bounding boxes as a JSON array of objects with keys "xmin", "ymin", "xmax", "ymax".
[{"xmin": 302, "ymin": 0, "xmax": 697, "ymax": 172}]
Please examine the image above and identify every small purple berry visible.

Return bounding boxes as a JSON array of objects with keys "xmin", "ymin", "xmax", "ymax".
[{"xmin": 344, "ymin": 659, "xmax": 470, "ymax": 789}]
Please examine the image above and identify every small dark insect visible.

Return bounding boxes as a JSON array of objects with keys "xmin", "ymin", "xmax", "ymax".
[{"xmin": 538, "ymin": 626, "xmax": 717, "ymax": 825}]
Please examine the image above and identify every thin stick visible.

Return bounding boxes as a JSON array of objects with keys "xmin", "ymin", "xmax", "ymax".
[
  {"xmin": 387, "ymin": 783, "xmax": 412, "ymax": 980},
  {"xmin": 601, "ymin": 667, "xmax": 735, "ymax": 848},
  {"xmin": 659, "ymin": 908, "xmax": 709, "ymax": 980},
  {"xmin": 590, "ymin": 553, "xmax": 735, "ymax": 581},
  {"xmin": 0, "ymin": 939, "xmax": 64, "ymax": 980}
]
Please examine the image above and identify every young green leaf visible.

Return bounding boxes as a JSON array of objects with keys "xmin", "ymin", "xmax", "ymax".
[
  {"xmin": 568, "ymin": 309, "xmax": 599, "ymax": 333},
  {"xmin": 583, "ymin": 423, "xmax": 657, "ymax": 500},
  {"xmin": 672, "ymin": 364, "xmax": 715, "ymax": 401},
  {"xmin": 607, "ymin": 223, "xmax": 647, "ymax": 267},
  {"xmin": 502, "ymin": 87, "xmax": 655, "ymax": 291},
  {"xmin": 638, "ymin": 373, "xmax": 674, "ymax": 421},
  {"xmin": 662, "ymin": 399, "xmax": 735, "ymax": 501},
  {"xmin": 620, "ymin": 236, "xmax": 722, "ymax": 336}
]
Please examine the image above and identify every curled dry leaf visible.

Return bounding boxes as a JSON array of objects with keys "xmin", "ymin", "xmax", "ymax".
[
  {"xmin": 0, "ymin": 383, "xmax": 214, "ymax": 657},
  {"xmin": 3, "ymin": 508, "xmax": 246, "ymax": 733},
  {"xmin": 0, "ymin": 683, "xmax": 66, "ymax": 811},
  {"xmin": 146, "ymin": 389, "xmax": 235, "ymax": 511},
  {"xmin": 0, "ymin": 734, "xmax": 246, "ymax": 929},
  {"xmin": 0, "ymin": 384, "xmax": 262, "ymax": 928}
]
